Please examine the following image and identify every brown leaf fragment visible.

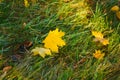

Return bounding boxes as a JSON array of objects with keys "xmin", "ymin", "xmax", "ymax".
[{"xmin": 3, "ymin": 66, "xmax": 12, "ymax": 72}]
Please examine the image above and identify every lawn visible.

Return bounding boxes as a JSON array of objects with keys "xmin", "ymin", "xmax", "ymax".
[{"xmin": 0, "ymin": 0, "xmax": 120, "ymax": 80}]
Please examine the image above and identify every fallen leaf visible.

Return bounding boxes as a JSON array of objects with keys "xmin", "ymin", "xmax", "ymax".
[
  {"xmin": 18, "ymin": 41, "xmax": 33, "ymax": 53},
  {"xmin": 111, "ymin": 5, "xmax": 119, "ymax": 12},
  {"xmin": 100, "ymin": 38, "xmax": 109, "ymax": 45},
  {"xmin": 93, "ymin": 50, "xmax": 105, "ymax": 60},
  {"xmin": 3, "ymin": 66, "xmax": 12, "ymax": 72},
  {"xmin": 43, "ymin": 28, "xmax": 66, "ymax": 53},
  {"xmin": 31, "ymin": 47, "xmax": 51, "ymax": 58},
  {"xmin": 24, "ymin": 0, "xmax": 29, "ymax": 7},
  {"xmin": 92, "ymin": 31, "xmax": 103, "ymax": 39},
  {"xmin": 92, "ymin": 31, "xmax": 109, "ymax": 45}
]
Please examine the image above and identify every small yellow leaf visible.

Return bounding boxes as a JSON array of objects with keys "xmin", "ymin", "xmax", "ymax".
[
  {"xmin": 43, "ymin": 28, "xmax": 66, "ymax": 53},
  {"xmin": 24, "ymin": 0, "xmax": 30, "ymax": 7},
  {"xmin": 116, "ymin": 11, "xmax": 120, "ymax": 19},
  {"xmin": 93, "ymin": 50, "xmax": 105, "ymax": 60},
  {"xmin": 31, "ymin": 47, "xmax": 51, "ymax": 58},
  {"xmin": 111, "ymin": 5, "xmax": 119, "ymax": 12},
  {"xmin": 92, "ymin": 31, "xmax": 103, "ymax": 39},
  {"xmin": 100, "ymin": 39, "xmax": 109, "ymax": 45}
]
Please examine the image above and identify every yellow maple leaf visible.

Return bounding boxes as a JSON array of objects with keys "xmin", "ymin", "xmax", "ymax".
[
  {"xmin": 43, "ymin": 28, "xmax": 66, "ymax": 53},
  {"xmin": 31, "ymin": 47, "xmax": 51, "ymax": 58},
  {"xmin": 111, "ymin": 5, "xmax": 119, "ymax": 12},
  {"xmin": 92, "ymin": 31, "xmax": 103, "ymax": 39},
  {"xmin": 93, "ymin": 50, "xmax": 105, "ymax": 60}
]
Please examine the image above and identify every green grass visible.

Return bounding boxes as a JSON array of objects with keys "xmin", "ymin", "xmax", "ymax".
[{"xmin": 0, "ymin": 0, "xmax": 120, "ymax": 80}]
